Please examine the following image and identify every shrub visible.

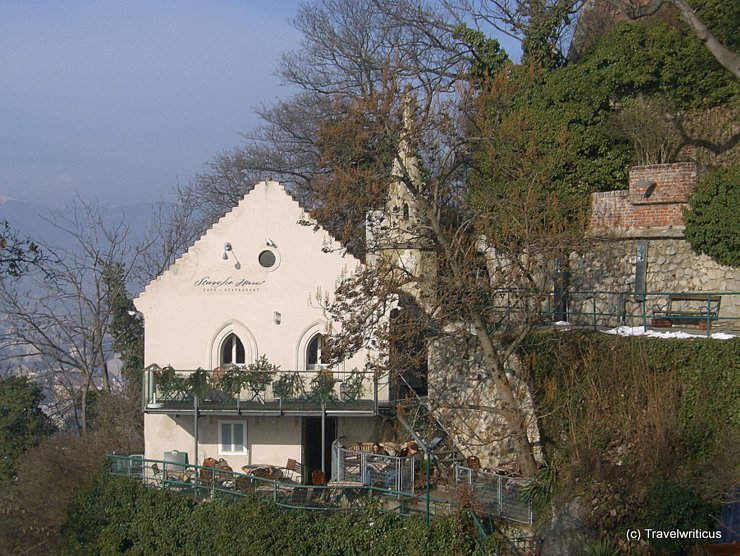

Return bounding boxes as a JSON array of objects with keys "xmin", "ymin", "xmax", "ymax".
[
  {"xmin": 684, "ymin": 165, "xmax": 740, "ymax": 267},
  {"xmin": 523, "ymin": 331, "xmax": 738, "ymax": 546},
  {"xmin": 61, "ymin": 473, "xmax": 478, "ymax": 555},
  {"xmin": 645, "ymin": 481, "xmax": 717, "ymax": 555}
]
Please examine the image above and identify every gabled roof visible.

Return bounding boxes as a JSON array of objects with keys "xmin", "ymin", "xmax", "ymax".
[{"xmin": 135, "ymin": 181, "xmax": 360, "ymax": 304}]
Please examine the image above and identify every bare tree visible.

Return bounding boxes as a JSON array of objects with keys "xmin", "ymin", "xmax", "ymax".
[
  {"xmin": 145, "ymin": 0, "xmax": 584, "ymax": 476},
  {"xmin": 0, "ymin": 221, "xmax": 44, "ymax": 278},
  {"xmin": 133, "ymin": 195, "xmax": 209, "ymax": 287},
  {"xmin": 169, "ymin": 0, "xmax": 493, "ymax": 247},
  {"xmin": 318, "ymin": 87, "xmax": 588, "ymax": 477},
  {"xmin": 0, "ymin": 202, "xmax": 150, "ymax": 433}
]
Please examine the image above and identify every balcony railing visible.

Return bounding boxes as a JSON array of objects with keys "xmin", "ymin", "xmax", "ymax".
[
  {"xmin": 455, "ymin": 465, "xmax": 533, "ymax": 525},
  {"xmin": 331, "ymin": 444, "xmax": 416, "ymax": 493},
  {"xmin": 143, "ymin": 364, "xmax": 390, "ymax": 415},
  {"xmin": 107, "ymin": 454, "xmax": 453, "ymax": 519}
]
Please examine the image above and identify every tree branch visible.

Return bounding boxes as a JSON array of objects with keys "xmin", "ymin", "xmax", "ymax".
[{"xmin": 608, "ymin": 0, "xmax": 740, "ymax": 78}]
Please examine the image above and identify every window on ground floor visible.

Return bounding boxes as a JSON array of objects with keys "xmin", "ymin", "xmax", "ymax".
[{"xmin": 219, "ymin": 420, "xmax": 247, "ymax": 455}]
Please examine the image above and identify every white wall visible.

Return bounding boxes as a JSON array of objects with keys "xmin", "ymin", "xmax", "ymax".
[
  {"xmin": 135, "ymin": 181, "xmax": 373, "ymax": 373},
  {"xmin": 136, "ymin": 182, "xmax": 385, "ymax": 463},
  {"xmin": 144, "ymin": 413, "xmax": 303, "ymax": 470}
]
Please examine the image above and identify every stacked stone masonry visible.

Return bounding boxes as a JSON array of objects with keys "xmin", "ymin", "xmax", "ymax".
[{"xmin": 583, "ymin": 162, "xmax": 739, "ymax": 330}]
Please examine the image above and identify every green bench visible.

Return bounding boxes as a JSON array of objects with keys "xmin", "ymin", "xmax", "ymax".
[{"xmin": 652, "ymin": 294, "xmax": 721, "ymax": 328}]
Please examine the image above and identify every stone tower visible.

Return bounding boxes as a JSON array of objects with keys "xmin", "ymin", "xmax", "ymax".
[{"xmin": 366, "ymin": 95, "xmax": 437, "ymax": 310}]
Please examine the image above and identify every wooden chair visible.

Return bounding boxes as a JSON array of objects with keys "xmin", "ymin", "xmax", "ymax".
[
  {"xmin": 496, "ymin": 459, "xmax": 521, "ymax": 476},
  {"xmin": 200, "ymin": 457, "xmax": 218, "ymax": 484},
  {"xmin": 284, "ymin": 458, "xmax": 303, "ymax": 483},
  {"xmin": 311, "ymin": 469, "xmax": 327, "ymax": 486},
  {"xmin": 210, "ymin": 366, "xmax": 225, "ymax": 382},
  {"xmin": 310, "ymin": 469, "xmax": 330, "ymax": 504},
  {"xmin": 216, "ymin": 458, "xmax": 234, "ymax": 486}
]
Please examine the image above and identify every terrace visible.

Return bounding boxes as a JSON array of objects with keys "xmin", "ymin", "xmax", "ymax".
[
  {"xmin": 107, "ymin": 453, "xmax": 453, "ymax": 519},
  {"xmin": 490, "ymin": 289, "xmax": 739, "ymax": 336},
  {"xmin": 106, "ymin": 453, "xmax": 533, "ymax": 527},
  {"xmin": 143, "ymin": 361, "xmax": 391, "ymax": 417}
]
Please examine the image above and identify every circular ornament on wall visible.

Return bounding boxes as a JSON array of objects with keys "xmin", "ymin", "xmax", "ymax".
[{"xmin": 258, "ymin": 249, "xmax": 277, "ymax": 269}]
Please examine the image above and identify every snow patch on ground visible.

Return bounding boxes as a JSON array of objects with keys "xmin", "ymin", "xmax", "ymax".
[{"xmin": 602, "ymin": 326, "xmax": 736, "ymax": 340}]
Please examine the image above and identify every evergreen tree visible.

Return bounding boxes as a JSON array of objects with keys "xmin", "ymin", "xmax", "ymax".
[
  {"xmin": 0, "ymin": 376, "xmax": 56, "ymax": 486},
  {"xmin": 104, "ymin": 262, "xmax": 144, "ymax": 405}
]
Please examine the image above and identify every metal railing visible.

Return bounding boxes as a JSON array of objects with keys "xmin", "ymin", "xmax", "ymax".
[
  {"xmin": 395, "ymin": 374, "xmax": 469, "ymax": 472},
  {"xmin": 331, "ymin": 444, "xmax": 416, "ymax": 493},
  {"xmin": 488, "ymin": 289, "xmax": 739, "ymax": 337},
  {"xmin": 107, "ymin": 454, "xmax": 452, "ymax": 519},
  {"xmin": 560, "ymin": 290, "xmax": 739, "ymax": 337},
  {"xmin": 455, "ymin": 465, "xmax": 534, "ymax": 525},
  {"xmin": 143, "ymin": 366, "xmax": 390, "ymax": 414}
]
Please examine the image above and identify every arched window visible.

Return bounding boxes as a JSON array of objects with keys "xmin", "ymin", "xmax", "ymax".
[
  {"xmin": 306, "ymin": 333, "xmax": 328, "ymax": 370},
  {"xmin": 221, "ymin": 333, "xmax": 246, "ymax": 365},
  {"xmin": 402, "ymin": 203, "xmax": 410, "ymax": 221}
]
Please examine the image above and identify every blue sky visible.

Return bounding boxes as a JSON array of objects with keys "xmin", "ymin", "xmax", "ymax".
[
  {"xmin": 1, "ymin": 0, "xmax": 302, "ymax": 206},
  {"xmin": 1, "ymin": 1, "xmax": 521, "ymax": 208}
]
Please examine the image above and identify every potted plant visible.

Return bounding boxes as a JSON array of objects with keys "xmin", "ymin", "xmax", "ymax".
[
  {"xmin": 273, "ymin": 372, "xmax": 304, "ymax": 400},
  {"xmin": 157, "ymin": 366, "xmax": 187, "ymax": 401},
  {"xmin": 309, "ymin": 369, "xmax": 336, "ymax": 404},
  {"xmin": 340, "ymin": 368, "xmax": 366, "ymax": 401},
  {"xmin": 243, "ymin": 356, "xmax": 276, "ymax": 402},
  {"xmin": 221, "ymin": 364, "xmax": 248, "ymax": 398},
  {"xmin": 185, "ymin": 368, "xmax": 211, "ymax": 400}
]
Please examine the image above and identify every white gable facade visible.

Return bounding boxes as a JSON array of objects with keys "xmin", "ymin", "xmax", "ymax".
[{"xmin": 135, "ymin": 182, "xmax": 388, "ymax": 478}]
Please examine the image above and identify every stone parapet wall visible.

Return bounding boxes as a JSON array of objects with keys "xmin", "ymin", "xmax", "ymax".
[
  {"xmin": 582, "ymin": 162, "xmax": 738, "ymax": 330},
  {"xmin": 590, "ymin": 191, "xmax": 688, "ymax": 234}
]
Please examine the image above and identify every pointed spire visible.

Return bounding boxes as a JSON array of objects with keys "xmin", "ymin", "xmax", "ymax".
[{"xmin": 391, "ymin": 88, "xmax": 422, "ymax": 189}]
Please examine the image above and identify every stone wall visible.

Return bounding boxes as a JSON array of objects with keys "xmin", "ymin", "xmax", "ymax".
[
  {"xmin": 578, "ymin": 162, "xmax": 740, "ymax": 331},
  {"xmin": 427, "ymin": 333, "xmax": 543, "ymax": 469},
  {"xmin": 569, "ymin": 237, "xmax": 740, "ymax": 330}
]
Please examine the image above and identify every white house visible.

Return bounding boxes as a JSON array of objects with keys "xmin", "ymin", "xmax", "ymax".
[{"xmin": 134, "ymin": 181, "xmax": 392, "ymax": 482}]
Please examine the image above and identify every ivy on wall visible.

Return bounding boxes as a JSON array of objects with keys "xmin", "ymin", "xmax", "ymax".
[{"xmin": 684, "ymin": 165, "xmax": 740, "ymax": 268}]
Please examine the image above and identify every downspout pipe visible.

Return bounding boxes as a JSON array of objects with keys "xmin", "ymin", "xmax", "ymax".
[
  {"xmin": 194, "ymin": 393, "xmax": 199, "ymax": 471},
  {"xmin": 321, "ymin": 401, "xmax": 326, "ymax": 477}
]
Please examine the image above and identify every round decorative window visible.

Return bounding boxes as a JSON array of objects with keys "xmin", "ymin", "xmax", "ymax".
[{"xmin": 258, "ymin": 250, "xmax": 277, "ymax": 268}]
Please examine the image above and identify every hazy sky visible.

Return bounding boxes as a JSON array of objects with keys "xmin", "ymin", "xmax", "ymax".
[
  {"xmin": 1, "ymin": 0, "xmax": 302, "ymax": 206},
  {"xmin": 2, "ymin": 1, "xmax": 522, "ymax": 209}
]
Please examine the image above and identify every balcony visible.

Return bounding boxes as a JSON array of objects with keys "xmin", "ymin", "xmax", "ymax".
[{"xmin": 143, "ymin": 361, "xmax": 390, "ymax": 416}]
